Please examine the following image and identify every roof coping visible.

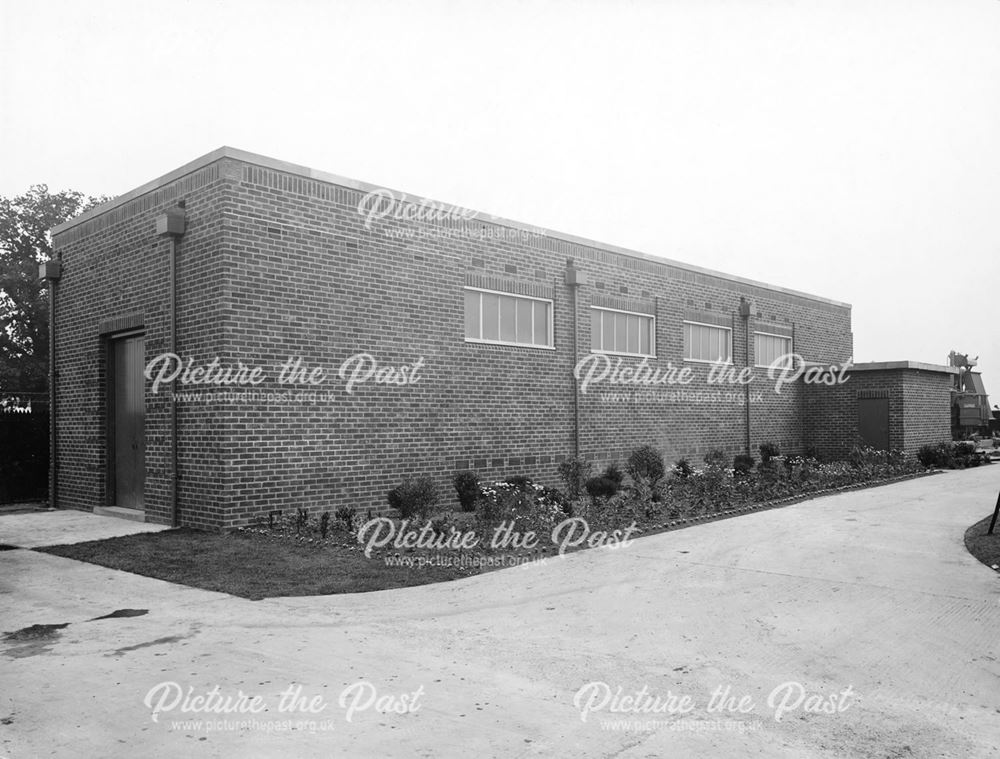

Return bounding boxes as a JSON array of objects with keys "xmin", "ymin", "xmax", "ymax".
[{"xmin": 850, "ymin": 361, "xmax": 959, "ymax": 374}]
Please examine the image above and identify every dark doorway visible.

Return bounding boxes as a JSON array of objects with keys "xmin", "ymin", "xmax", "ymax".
[
  {"xmin": 858, "ymin": 397, "xmax": 890, "ymax": 451},
  {"xmin": 109, "ymin": 333, "xmax": 145, "ymax": 511}
]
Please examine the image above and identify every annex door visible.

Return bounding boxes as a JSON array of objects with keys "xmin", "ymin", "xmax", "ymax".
[
  {"xmin": 858, "ymin": 397, "xmax": 890, "ymax": 451},
  {"xmin": 111, "ymin": 333, "xmax": 145, "ymax": 510}
]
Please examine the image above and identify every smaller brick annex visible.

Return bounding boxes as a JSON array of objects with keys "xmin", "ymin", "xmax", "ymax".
[
  {"xmin": 806, "ymin": 361, "xmax": 957, "ymax": 458},
  {"xmin": 46, "ymin": 147, "xmax": 952, "ymax": 529}
]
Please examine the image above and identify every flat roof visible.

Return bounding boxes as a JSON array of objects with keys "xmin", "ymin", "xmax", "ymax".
[
  {"xmin": 851, "ymin": 361, "xmax": 958, "ymax": 374},
  {"xmin": 52, "ymin": 146, "xmax": 851, "ymax": 309}
]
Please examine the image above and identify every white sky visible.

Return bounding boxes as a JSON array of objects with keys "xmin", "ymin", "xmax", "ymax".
[{"xmin": 2, "ymin": 0, "xmax": 998, "ymax": 393}]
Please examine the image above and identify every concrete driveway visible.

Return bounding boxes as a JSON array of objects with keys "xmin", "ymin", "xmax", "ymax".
[{"xmin": 2, "ymin": 467, "xmax": 999, "ymax": 758}]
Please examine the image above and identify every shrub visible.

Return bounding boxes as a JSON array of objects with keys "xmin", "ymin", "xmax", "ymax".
[
  {"xmin": 557, "ymin": 457, "xmax": 592, "ymax": 500},
  {"xmin": 733, "ymin": 454, "xmax": 755, "ymax": 476},
  {"xmin": 452, "ymin": 470, "xmax": 480, "ymax": 512},
  {"xmin": 627, "ymin": 445, "xmax": 666, "ymax": 487},
  {"xmin": 672, "ymin": 458, "xmax": 693, "ymax": 478},
  {"xmin": 585, "ymin": 475, "xmax": 619, "ymax": 499},
  {"xmin": 917, "ymin": 443, "xmax": 944, "ymax": 468},
  {"xmin": 585, "ymin": 464, "xmax": 625, "ymax": 500},
  {"xmin": 319, "ymin": 512, "xmax": 331, "ymax": 539},
  {"xmin": 759, "ymin": 442, "xmax": 780, "ymax": 466},
  {"xmin": 917, "ymin": 442, "xmax": 963, "ymax": 469},
  {"xmin": 703, "ymin": 449, "xmax": 728, "ymax": 469},
  {"xmin": 602, "ymin": 463, "xmax": 625, "ymax": 487},
  {"xmin": 387, "ymin": 477, "xmax": 438, "ymax": 519},
  {"xmin": 954, "ymin": 441, "xmax": 980, "ymax": 468}
]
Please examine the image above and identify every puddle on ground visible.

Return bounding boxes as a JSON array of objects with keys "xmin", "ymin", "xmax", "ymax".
[
  {"xmin": 3, "ymin": 623, "xmax": 70, "ymax": 641},
  {"xmin": 2, "ymin": 623, "xmax": 70, "ymax": 658},
  {"xmin": 90, "ymin": 608, "xmax": 148, "ymax": 621},
  {"xmin": 2, "ymin": 609, "xmax": 151, "ymax": 658}
]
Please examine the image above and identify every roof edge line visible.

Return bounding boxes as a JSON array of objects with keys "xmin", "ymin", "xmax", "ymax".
[{"xmin": 850, "ymin": 361, "xmax": 959, "ymax": 374}]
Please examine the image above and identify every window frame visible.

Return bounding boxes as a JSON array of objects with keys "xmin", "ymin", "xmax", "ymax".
[
  {"xmin": 463, "ymin": 286, "xmax": 555, "ymax": 350},
  {"xmin": 682, "ymin": 320, "xmax": 733, "ymax": 364},
  {"xmin": 590, "ymin": 306, "xmax": 657, "ymax": 358},
  {"xmin": 753, "ymin": 330, "xmax": 794, "ymax": 370}
]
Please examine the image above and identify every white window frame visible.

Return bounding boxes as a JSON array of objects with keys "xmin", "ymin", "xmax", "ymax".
[
  {"xmin": 754, "ymin": 331, "xmax": 794, "ymax": 370},
  {"xmin": 590, "ymin": 306, "xmax": 656, "ymax": 358},
  {"xmin": 463, "ymin": 286, "xmax": 555, "ymax": 349},
  {"xmin": 682, "ymin": 320, "xmax": 733, "ymax": 364}
]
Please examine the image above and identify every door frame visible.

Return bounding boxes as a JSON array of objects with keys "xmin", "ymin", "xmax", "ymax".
[{"xmin": 105, "ymin": 329, "xmax": 146, "ymax": 509}]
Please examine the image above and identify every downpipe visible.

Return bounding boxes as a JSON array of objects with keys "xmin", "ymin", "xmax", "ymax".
[{"xmin": 157, "ymin": 207, "xmax": 186, "ymax": 527}]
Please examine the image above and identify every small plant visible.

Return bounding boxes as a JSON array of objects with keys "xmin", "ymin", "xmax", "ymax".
[
  {"xmin": 627, "ymin": 445, "xmax": 666, "ymax": 487},
  {"xmin": 733, "ymin": 453, "xmax": 755, "ymax": 476},
  {"xmin": 387, "ymin": 477, "xmax": 439, "ymax": 519},
  {"xmin": 452, "ymin": 470, "xmax": 480, "ymax": 512},
  {"xmin": 295, "ymin": 507, "xmax": 309, "ymax": 534},
  {"xmin": 672, "ymin": 458, "xmax": 693, "ymax": 478},
  {"xmin": 759, "ymin": 442, "xmax": 781, "ymax": 466},
  {"xmin": 703, "ymin": 449, "xmax": 728, "ymax": 469},
  {"xmin": 319, "ymin": 512, "xmax": 331, "ymax": 539},
  {"xmin": 334, "ymin": 505, "xmax": 356, "ymax": 532},
  {"xmin": 430, "ymin": 513, "xmax": 452, "ymax": 538},
  {"xmin": 558, "ymin": 457, "xmax": 592, "ymax": 500}
]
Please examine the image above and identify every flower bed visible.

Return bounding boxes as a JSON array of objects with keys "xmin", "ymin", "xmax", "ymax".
[{"xmin": 238, "ymin": 445, "xmax": 950, "ymax": 567}]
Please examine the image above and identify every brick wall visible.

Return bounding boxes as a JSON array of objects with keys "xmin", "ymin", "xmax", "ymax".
[
  {"xmin": 53, "ymin": 151, "xmax": 854, "ymax": 529},
  {"xmin": 52, "ymin": 164, "xmax": 231, "ymax": 529},
  {"xmin": 900, "ymin": 371, "xmax": 955, "ymax": 452}
]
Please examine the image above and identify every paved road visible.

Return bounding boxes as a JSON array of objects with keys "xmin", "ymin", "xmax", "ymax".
[{"xmin": 2, "ymin": 467, "xmax": 999, "ymax": 758}]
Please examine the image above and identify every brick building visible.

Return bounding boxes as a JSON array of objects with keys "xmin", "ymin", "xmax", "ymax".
[
  {"xmin": 47, "ymin": 147, "xmax": 925, "ymax": 529},
  {"xmin": 804, "ymin": 362, "xmax": 957, "ymax": 459}
]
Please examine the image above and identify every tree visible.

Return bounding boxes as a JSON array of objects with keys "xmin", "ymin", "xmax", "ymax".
[{"xmin": 0, "ymin": 185, "xmax": 108, "ymax": 401}]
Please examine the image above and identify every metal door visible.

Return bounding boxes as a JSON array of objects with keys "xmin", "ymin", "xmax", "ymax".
[
  {"xmin": 858, "ymin": 397, "xmax": 890, "ymax": 451},
  {"xmin": 111, "ymin": 334, "xmax": 145, "ymax": 510}
]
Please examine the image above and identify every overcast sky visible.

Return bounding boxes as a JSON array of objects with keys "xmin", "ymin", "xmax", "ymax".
[{"xmin": 2, "ymin": 0, "xmax": 998, "ymax": 391}]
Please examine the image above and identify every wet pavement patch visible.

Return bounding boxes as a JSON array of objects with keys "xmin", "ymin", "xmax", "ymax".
[
  {"xmin": 3, "ymin": 623, "xmax": 69, "ymax": 642},
  {"xmin": 89, "ymin": 608, "xmax": 148, "ymax": 621},
  {"xmin": 110, "ymin": 635, "xmax": 188, "ymax": 656},
  {"xmin": 2, "ymin": 609, "xmax": 152, "ymax": 658},
  {"xmin": 2, "ymin": 623, "xmax": 70, "ymax": 658}
]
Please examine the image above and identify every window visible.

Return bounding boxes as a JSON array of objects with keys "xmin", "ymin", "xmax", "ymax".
[
  {"xmin": 590, "ymin": 307, "xmax": 655, "ymax": 357},
  {"xmin": 755, "ymin": 332, "xmax": 794, "ymax": 369},
  {"xmin": 683, "ymin": 321, "xmax": 732, "ymax": 363},
  {"xmin": 464, "ymin": 288, "xmax": 553, "ymax": 348}
]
